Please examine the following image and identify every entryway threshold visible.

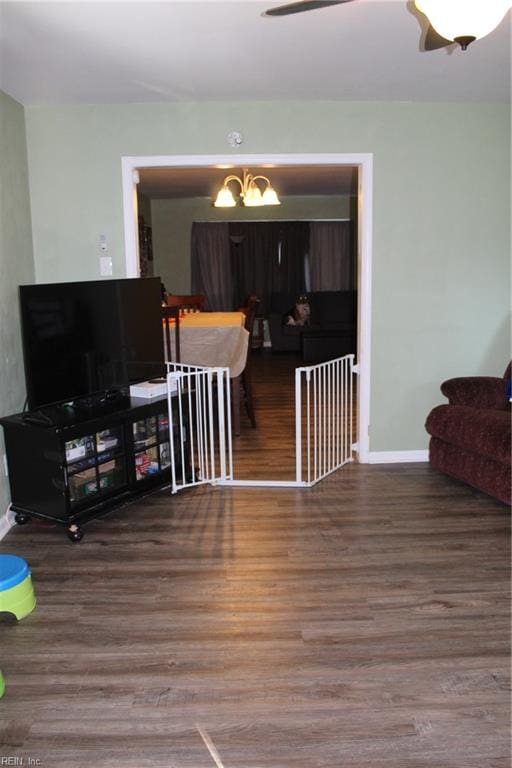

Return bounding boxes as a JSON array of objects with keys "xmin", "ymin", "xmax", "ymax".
[{"xmin": 216, "ymin": 479, "xmax": 307, "ymax": 488}]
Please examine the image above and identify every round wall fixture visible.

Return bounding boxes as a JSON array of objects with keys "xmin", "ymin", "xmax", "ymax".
[{"xmin": 227, "ymin": 131, "xmax": 243, "ymax": 147}]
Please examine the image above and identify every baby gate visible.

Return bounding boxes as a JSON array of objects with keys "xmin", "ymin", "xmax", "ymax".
[{"xmin": 166, "ymin": 354, "xmax": 356, "ymax": 492}]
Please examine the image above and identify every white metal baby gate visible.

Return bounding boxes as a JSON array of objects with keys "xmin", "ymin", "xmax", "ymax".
[
  {"xmin": 294, "ymin": 353, "xmax": 356, "ymax": 485},
  {"xmin": 166, "ymin": 354, "xmax": 355, "ymax": 493},
  {"xmin": 166, "ymin": 362, "xmax": 233, "ymax": 493}
]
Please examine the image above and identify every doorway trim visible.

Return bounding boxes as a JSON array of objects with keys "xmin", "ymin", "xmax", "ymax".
[{"xmin": 121, "ymin": 152, "xmax": 373, "ymax": 463}]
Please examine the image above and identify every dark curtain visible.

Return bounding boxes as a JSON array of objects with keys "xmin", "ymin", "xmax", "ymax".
[
  {"xmin": 191, "ymin": 221, "xmax": 311, "ymax": 315},
  {"xmin": 190, "ymin": 222, "xmax": 232, "ymax": 310},
  {"xmin": 229, "ymin": 222, "xmax": 280, "ymax": 314},
  {"xmin": 276, "ymin": 221, "xmax": 309, "ymax": 298},
  {"xmin": 309, "ymin": 221, "xmax": 355, "ymax": 291},
  {"xmin": 229, "ymin": 221, "xmax": 309, "ymax": 314}
]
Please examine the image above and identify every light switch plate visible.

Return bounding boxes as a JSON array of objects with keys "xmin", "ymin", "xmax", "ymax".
[{"xmin": 100, "ymin": 255, "xmax": 113, "ymax": 276}]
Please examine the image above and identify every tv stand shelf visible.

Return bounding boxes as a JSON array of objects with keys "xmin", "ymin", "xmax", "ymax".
[{"xmin": 0, "ymin": 396, "xmax": 186, "ymax": 542}]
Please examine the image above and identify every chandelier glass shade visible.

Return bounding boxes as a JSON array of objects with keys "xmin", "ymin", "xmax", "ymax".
[
  {"xmin": 415, "ymin": 0, "xmax": 512, "ymax": 49},
  {"xmin": 213, "ymin": 168, "xmax": 281, "ymax": 208}
]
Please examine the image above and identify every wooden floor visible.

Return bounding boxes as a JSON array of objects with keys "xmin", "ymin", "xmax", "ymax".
[
  {"xmin": 233, "ymin": 350, "xmax": 357, "ymax": 480},
  {"xmin": 0, "ymin": 354, "xmax": 510, "ymax": 767}
]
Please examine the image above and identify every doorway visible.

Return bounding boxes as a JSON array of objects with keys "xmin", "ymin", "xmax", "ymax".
[{"xmin": 121, "ymin": 153, "xmax": 373, "ymax": 465}]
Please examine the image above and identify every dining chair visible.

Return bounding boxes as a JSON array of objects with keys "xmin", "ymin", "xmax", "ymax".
[
  {"xmin": 165, "ymin": 294, "xmax": 206, "ymax": 312},
  {"xmin": 162, "ymin": 305, "xmax": 181, "ymax": 363},
  {"xmin": 241, "ymin": 295, "xmax": 261, "ymax": 340},
  {"xmin": 236, "ymin": 294, "xmax": 260, "ymax": 430}
]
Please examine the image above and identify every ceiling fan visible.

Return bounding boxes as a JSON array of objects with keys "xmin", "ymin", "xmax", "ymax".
[{"xmin": 263, "ymin": 0, "xmax": 512, "ymax": 52}]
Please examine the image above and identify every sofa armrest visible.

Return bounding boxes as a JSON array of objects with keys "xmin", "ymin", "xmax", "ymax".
[
  {"xmin": 268, "ymin": 312, "xmax": 302, "ymax": 352},
  {"xmin": 440, "ymin": 376, "xmax": 506, "ymax": 410}
]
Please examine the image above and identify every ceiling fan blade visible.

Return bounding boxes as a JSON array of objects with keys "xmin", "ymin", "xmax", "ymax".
[
  {"xmin": 264, "ymin": 1, "xmax": 353, "ymax": 18},
  {"xmin": 423, "ymin": 23, "xmax": 452, "ymax": 51}
]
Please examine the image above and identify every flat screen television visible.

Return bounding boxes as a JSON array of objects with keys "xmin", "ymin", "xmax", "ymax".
[{"xmin": 19, "ymin": 277, "xmax": 165, "ymax": 411}]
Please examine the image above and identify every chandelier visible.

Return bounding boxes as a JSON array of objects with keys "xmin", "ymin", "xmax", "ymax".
[
  {"xmin": 213, "ymin": 168, "xmax": 281, "ymax": 208},
  {"xmin": 415, "ymin": 0, "xmax": 512, "ymax": 50}
]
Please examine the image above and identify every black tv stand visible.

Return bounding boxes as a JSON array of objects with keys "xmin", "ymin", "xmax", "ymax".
[
  {"xmin": 71, "ymin": 390, "xmax": 130, "ymax": 416},
  {"xmin": 21, "ymin": 410, "xmax": 55, "ymax": 427},
  {"xmin": 1, "ymin": 394, "xmax": 188, "ymax": 542}
]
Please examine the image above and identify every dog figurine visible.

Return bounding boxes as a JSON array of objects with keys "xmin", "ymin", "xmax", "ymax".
[{"xmin": 284, "ymin": 295, "xmax": 311, "ymax": 326}]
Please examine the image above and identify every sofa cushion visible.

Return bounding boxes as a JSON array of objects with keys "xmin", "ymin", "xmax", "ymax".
[
  {"xmin": 281, "ymin": 324, "xmax": 306, "ymax": 337},
  {"xmin": 426, "ymin": 404, "xmax": 511, "ymax": 466}
]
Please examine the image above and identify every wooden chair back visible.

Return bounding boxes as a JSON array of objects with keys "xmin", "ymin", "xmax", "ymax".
[
  {"xmin": 240, "ymin": 294, "xmax": 261, "ymax": 339},
  {"xmin": 162, "ymin": 306, "xmax": 181, "ymax": 363},
  {"xmin": 165, "ymin": 294, "xmax": 206, "ymax": 311},
  {"xmin": 235, "ymin": 294, "xmax": 260, "ymax": 432}
]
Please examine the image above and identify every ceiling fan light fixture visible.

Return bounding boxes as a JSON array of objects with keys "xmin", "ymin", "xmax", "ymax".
[
  {"xmin": 452, "ymin": 35, "xmax": 477, "ymax": 51},
  {"xmin": 415, "ymin": 0, "xmax": 512, "ymax": 49}
]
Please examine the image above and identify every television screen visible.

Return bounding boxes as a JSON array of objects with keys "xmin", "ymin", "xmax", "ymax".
[{"xmin": 19, "ymin": 277, "xmax": 165, "ymax": 410}]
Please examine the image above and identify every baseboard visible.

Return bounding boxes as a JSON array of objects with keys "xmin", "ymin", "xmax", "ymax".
[
  {"xmin": 367, "ymin": 450, "xmax": 429, "ymax": 464},
  {"xmin": 0, "ymin": 507, "xmax": 15, "ymax": 542}
]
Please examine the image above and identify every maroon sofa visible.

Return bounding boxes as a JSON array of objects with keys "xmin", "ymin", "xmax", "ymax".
[{"xmin": 425, "ymin": 363, "xmax": 511, "ymax": 505}]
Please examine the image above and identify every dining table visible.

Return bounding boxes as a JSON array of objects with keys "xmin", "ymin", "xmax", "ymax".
[
  {"xmin": 164, "ymin": 310, "xmax": 250, "ymax": 435},
  {"xmin": 166, "ymin": 311, "xmax": 248, "ymax": 374}
]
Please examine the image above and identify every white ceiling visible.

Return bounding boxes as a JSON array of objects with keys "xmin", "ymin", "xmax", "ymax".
[{"xmin": 0, "ymin": 0, "xmax": 510, "ymax": 106}]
